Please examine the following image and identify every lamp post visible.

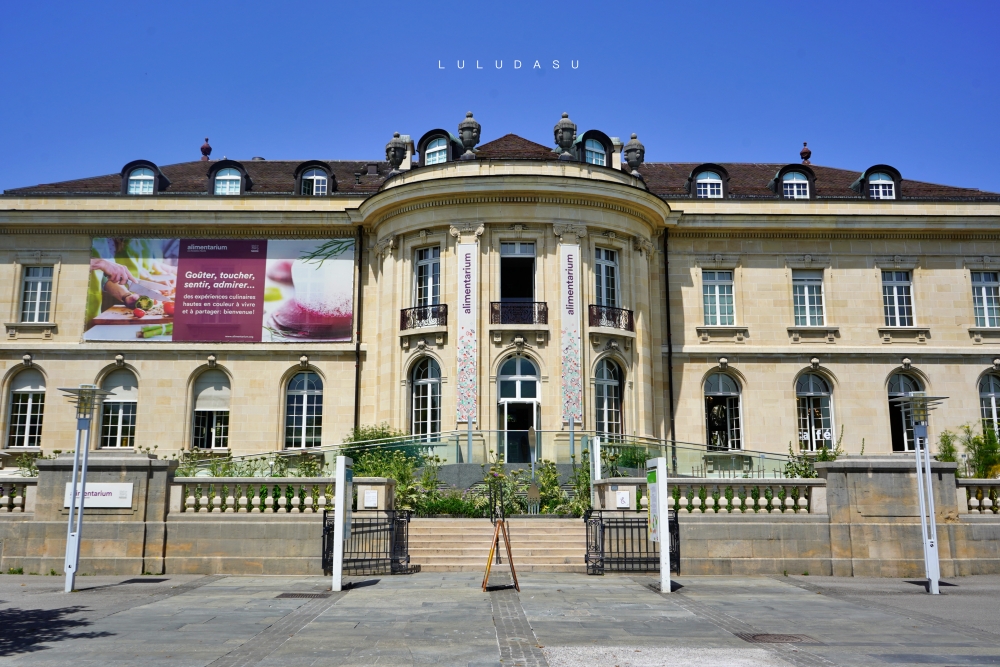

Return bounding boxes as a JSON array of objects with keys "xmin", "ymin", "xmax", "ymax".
[
  {"xmin": 58, "ymin": 384, "xmax": 112, "ymax": 593},
  {"xmin": 889, "ymin": 391, "xmax": 947, "ymax": 594}
]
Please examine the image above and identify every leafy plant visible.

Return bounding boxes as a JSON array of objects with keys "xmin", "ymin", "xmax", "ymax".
[
  {"xmin": 550, "ymin": 451, "xmax": 592, "ymax": 517},
  {"xmin": 295, "ymin": 453, "xmax": 325, "ymax": 478},
  {"xmin": 15, "ymin": 452, "xmax": 41, "ymax": 477},
  {"xmin": 417, "ymin": 488, "xmax": 482, "ymax": 517},
  {"xmin": 783, "ymin": 426, "xmax": 846, "ymax": 478},
  {"xmin": 961, "ymin": 423, "xmax": 1000, "ymax": 478},
  {"xmin": 472, "ymin": 453, "xmax": 528, "ymax": 518},
  {"xmin": 935, "ymin": 429, "xmax": 959, "ymax": 471},
  {"xmin": 536, "ymin": 460, "xmax": 567, "ymax": 513}
]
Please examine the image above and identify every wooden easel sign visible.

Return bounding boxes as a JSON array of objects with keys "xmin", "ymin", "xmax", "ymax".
[{"xmin": 482, "ymin": 518, "xmax": 520, "ymax": 592}]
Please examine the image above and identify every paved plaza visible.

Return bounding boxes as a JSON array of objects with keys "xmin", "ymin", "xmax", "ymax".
[{"xmin": 2, "ymin": 571, "xmax": 1000, "ymax": 666}]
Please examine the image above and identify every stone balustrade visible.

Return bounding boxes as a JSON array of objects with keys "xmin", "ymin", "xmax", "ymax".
[
  {"xmin": 958, "ymin": 479, "xmax": 1000, "ymax": 514},
  {"xmin": 169, "ymin": 476, "xmax": 396, "ymax": 514},
  {"xmin": 0, "ymin": 478, "xmax": 37, "ymax": 513},
  {"xmin": 669, "ymin": 478, "xmax": 826, "ymax": 514}
]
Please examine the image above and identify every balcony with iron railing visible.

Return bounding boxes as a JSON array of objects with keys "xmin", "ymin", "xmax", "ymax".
[
  {"xmin": 588, "ymin": 304, "xmax": 634, "ymax": 332},
  {"xmin": 400, "ymin": 304, "xmax": 448, "ymax": 330},
  {"xmin": 490, "ymin": 302, "xmax": 548, "ymax": 325}
]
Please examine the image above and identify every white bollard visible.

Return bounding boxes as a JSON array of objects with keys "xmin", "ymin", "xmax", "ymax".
[
  {"xmin": 330, "ymin": 455, "xmax": 354, "ymax": 592},
  {"xmin": 646, "ymin": 456, "xmax": 671, "ymax": 594}
]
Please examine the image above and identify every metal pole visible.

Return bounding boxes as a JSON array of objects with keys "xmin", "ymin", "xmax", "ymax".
[
  {"xmin": 64, "ymin": 424, "xmax": 84, "ymax": 593},
  {"xmin": 921, "ymin": 434, "xmax": 941, "ymax": 594}
]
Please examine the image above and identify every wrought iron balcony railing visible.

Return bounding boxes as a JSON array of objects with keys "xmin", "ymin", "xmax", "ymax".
[
  {"xmin": 588, "ymin": 304, "xmax": 634, "ymax": 331},
  {"xmin": 400, "ymin": 304, "xmax": 448, "ymax": 330},
  {"xmin": 489, "ymin": 302, "xmax": 548, "ymax": 325}
]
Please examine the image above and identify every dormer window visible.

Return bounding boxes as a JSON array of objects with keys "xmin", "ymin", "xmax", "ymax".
[
  {"xmin": 696, "ymin": 172, "xmax": 723, "ymax": 199},
  {"xmin": 301, "ymin": 169, "xmax": 327, "ymax": 196},
  {"xmin": 869, "ymin": 172, "xmax": 895, "ymax": 200},
  {"xmin": 426, "ymin": 138, "xmax": 448, "ymax": 165},
  {"xmin": 127, "ymin": 168, "xmax": 155, "ymax": 195},
  {"xmin": 783, "ymin": 172, "xmax": 810, "ymax": 199},
  {"xmin": 584, "ymin": 139, "xmax": 606, "ymax": 166},
  {"xmin": 214, "ymin": 168, "xmax": 242, "ymax": 195}
]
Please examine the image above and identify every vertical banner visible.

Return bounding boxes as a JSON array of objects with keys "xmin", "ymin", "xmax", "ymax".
[
  {"xmin": 560, "ymin": 243, "xmax": 583, "ymax": 425},
  {"xmin": 455, "ymin": 243, "xmax": 478, "ymax": 424}
]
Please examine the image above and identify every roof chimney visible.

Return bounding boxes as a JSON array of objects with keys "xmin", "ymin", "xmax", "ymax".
[
  {"xmin": 200, "ymin": 138, "xmax": 212, "ymax": 161},
  {"xmin": 800, "ymin": 142, "xmax": 812, "ymax": 165}
]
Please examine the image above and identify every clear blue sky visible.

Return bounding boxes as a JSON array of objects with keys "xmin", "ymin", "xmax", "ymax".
[{"xmin": 1, "ymin": 1, "xmax": 997, "ymax": 193}]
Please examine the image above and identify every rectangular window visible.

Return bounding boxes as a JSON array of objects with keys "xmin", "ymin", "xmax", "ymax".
[
  {"xmin": 414, "ymin": 246, "xmax": 441, "ymax": 307},
  {"xmin": 192, "ymin": 410, "xmax": 229, "ymax": 449},
  {"xmin": 284, "ymin": 393, "xmax": 323, "ymax": 448},
  {"xmin": 972, "ymin": 272, "xmax": 1000, "ymax": 328},
  {"xmin": 100, "ymin": 402, "xmax": 137, "ymax": 448},
  {"xmin": 792, "ymin": 270, "xmax": 825, "ymax": 326},
  {"xmin": 882, "ymin": 271, "xmax": 914, "ymax": 327},
  {"xmin": 6, "ymin": 392, "xmax": 44, "ymax": 448},
  {"xmin": 20, "ymin": 266, "xmax": 54, "ymax": 323},
  {"xmin": 500, "ymin": 242, "xmax": 535, "ymax": 303},
  {"xmin": 595, "ymin": 248, "xmax": 618, "ymax": 307},
  {"xmin": 696, "ymin": 181, "xmax": 722, "ymax": 198},
  {"xmin": 702, "ymin": 271, "xmax": 735, "ymax": 326},
  {"xmin": 783, "ymin": 182, "xmax": 809, "ymax": 199}
]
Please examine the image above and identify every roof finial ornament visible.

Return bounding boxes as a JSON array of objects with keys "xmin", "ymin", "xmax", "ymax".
[
  {"xmin": 385, "ymin": 132, "xmax": 407, "ymax": 175},
  {"xmin": 200, "ymin": 137, "xmax": 212, "ymax": 162},
  {"xmin": 800, "ymin": 141, "xmax": 811, "ymax": 165},
  {"xmin": 553, "ymin": 112, "xmax": 577, "ymax": 161},
  {"xmin": 457, "ymin": 111, "xmax": 481, "ymax": 160},
  {"xmin": 623, "ymin": 133, "xmax": 645, "ymax": 179}
]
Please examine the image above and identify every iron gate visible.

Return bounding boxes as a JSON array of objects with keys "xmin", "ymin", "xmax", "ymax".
[
  {"xmin": 322, "ymin": 509, "xmax": 413, "ymax": 575},
  {"xmin": 583, "ymin": 509, "xmax": 679, "ymax": 575}
]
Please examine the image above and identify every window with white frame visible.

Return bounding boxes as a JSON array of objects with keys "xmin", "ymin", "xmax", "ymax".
[
  {"xmin": 285, "ymin": 372, "xmax": 323, "ymax": 448},
  {"xmin": 300, "ymin": 169, "xmax": 327, "ymax": 196},
  {"xmin": 980, "ymin": 374, "xmax": 1000, "ymax": 436},
  {"xmin": 702, "ymin": 270, "xmax": 734, "ymax": 326},
  {"xmin": 414, "ymin": 246, "xmax": 441, "ymax": 307},
  {"xmin": 191, "ymin": 370, "xmax": 230, "ymax": 449},
  {"xmin": 783, "ymin": 171, "xmax": 809, "ymax": 199},
  {"xmin": 869, "ymin": 172, "xmax": 895, "ymax": 199},
  {"xmin": 411, "ymin": 358, "xmax": 441, "ymax": 440},
  {"xmin": 595, "ymin": 248, "xmax": 619, "ymax": 308},
  {"xmin": 214, "ymin": 168, "xmax": 242, "ymax": 195},
  {"xmin": 882, "ymin": 271, "xmax": 914, "ymax": 327},
  {"xmin": 595, "ymin": 359, "xmax": 623, "ymax": 439},
  {"xmin": 6, "ymin": 369, "xmax": 45, "ymax": 448},
  {"xmin": 20, "ymin": 266, "xmax": 54, "ymax": 323},
  {"xmin": 796, "ymin": 374, "xmax": 834, "ymax": 451},
  {"xmin": 127, "ymin": 167, "xmax": 155, "ymax": 195},
  {"xmin": 696, "ymin": 171, "xmax": 723, "ymax": 199},
  {"xmin": 792, "ymin": 270, "xmax": 825, "ymax": 326},
  {"xmin": 426, "ymin": 137, "xmax": 447, "ymax": 165},
  {"xmin": 972, "ymin": 272, "xmax": 1000, "ymax": 327},
  {"xmin": 704, "ymin": 373, "xmax": 742, "ymax": 450},
  {"xmin": 888, "ymin": 373, "xmax": 922, "ymax": 452},
  {"xmin": 584, "ymin": 139, "xmax": 606, "ymax": 166},
  {"xmin": 99, "ymin": 369, "xmax": 137, "ymax": 448}
]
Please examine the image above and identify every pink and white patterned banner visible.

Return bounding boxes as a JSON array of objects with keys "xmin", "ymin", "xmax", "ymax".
[
  {"xmin": 560, "ymin": 243, "xmax": 583, "ymax": 424},
  {"xmin": 455, "ymin": 242, "xmax": 478, "ymax": 423}
]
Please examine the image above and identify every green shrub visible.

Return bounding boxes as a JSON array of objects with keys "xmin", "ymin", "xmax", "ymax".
[
  {"xmin": 417, "ymin": 489, "xmax": 482, "ymax": 517},
  {"xmin": 536, "ymin": 460, "xmax": 567, "ymax": 513},
  {"xmin": 549, "ymin": 451, "xmax": 591, "ymax": 517},
  {"xmin": 936, "ymin": 429, "xmax": 959, "ymax": 473},
  {"xmin": 961, "ymin": 423, "xmax": 1000, "ymax": 478},
  {"xmin": 7, "ymin": 567, "xmax": 23, "ymax": 575}
]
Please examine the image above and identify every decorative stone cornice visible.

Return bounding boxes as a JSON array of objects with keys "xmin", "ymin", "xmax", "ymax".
[
  {"xmin": 695, "ymin": 254, "xmax": 740, "ymax": 269},
  {"xmin": 875, "ymin": 255, "xmax": 919, "ymax": 270},
  {"xmin": 552, "ymin": 223, "xmax": 588, "ymax": 243},
  {"xmin": 964, "ymin": 255, "xmax": 999, "ymax": 270},
  {"xmin": 785, "ymin": 254, "xmax": 830, "ymax": 269},
  {"xmin": 670, "ymin": 230, "xmax": 1000, "ymax": 241},
  {"xmin": 449, "ymin": 223, "xmax": 485, "ymax": 244},
  {"xmin": 0, "ymin": 226, "xmax": 357, "ymax": 238}
]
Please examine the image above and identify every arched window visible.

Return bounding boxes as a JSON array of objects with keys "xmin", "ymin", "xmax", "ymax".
[
  {"xmin": 411, "ymin": 359, "xmax": 441, "ymax": 440},
  {"xmin": 426, "ymin": 137, "xmax": 448, "ymax": 165},
  {"xmin": 869, "ymin": 172, "xmax": 895, "ymax": 200},
  {"xmin": 595, "ymin": 359, "xmax": 623, "ymax": 439},
  {"xmin": 696, "ymin": 171, "xmax": 723, "ymax": 199},
  {"xmin": 704, "ymin": 373, "xmax": 741, "ymax": 450},
  {"xmin": 6, "ymin": 369, "xmax": 45, "ymax": 448},
  {"xmin": 214, "ymin": 168, "xmax": 242, "ymax": 195},
  {"xmin": 796, "ymin": 374, "xmax": 834, "ymax": 451},
  {"xmin": 127, "ymin": 168, "xmax": 155, "ymax": 195},
  {"xmin": 285, "ymin": 372, "xmax": 323, "ymax": 448},
  {"xmin": 192, "ymin": 370, "xmax": 230, "ymax": 449},
  {"xmin": 100, "ymin": 369, "xmax": 138, "ymax": 448},
  {"xmin": 497, "ymin": 356, "xmax": 540, "ymax": 464},
  {"xmin": 584, "ymin": 139, "xmax": 606, "ymax": 166},
  {"xmin": 981, "ymin": 374, "xmax": 1000, "ymax": 437},
  {"xmin": 888, "ymin": 373, "xmax": 923, "ymax": 452},
  {"xmin": 782, "ymin": 171, "xmax": 810, "ymax": 199},
  {"xmin": 300, "ymin": 169, "xmax": 328, "ymax": 196}
]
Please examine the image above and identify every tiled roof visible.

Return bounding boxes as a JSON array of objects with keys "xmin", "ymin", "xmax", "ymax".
[{"xmin": 4, "ymin": 134, "xmax": 997, "ymax": 200}]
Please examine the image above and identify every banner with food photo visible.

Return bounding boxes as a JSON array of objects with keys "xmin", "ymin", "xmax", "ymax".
[{"xmin": 84, "ymin": 237, "xmax": 355, "ymax": 343}]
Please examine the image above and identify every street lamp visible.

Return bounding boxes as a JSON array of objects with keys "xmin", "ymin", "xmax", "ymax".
[
  {"xmin": 889, "ymin": 391, "xmax": 947, "ymax": 594},
  {"xmin": 58, "ymin": 383, "xmax": 113, "ymax": 593}
]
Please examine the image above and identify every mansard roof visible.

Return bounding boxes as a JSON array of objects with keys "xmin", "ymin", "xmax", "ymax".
[{"xmin": 4, "ymin": 134, "xmax": 997, "ymax": 201}]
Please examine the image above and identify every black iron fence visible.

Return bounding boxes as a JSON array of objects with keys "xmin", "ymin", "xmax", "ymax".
[
  {"xmin": 583, "ymin": 509, "xmax": 679, "ymax": 575},
  {"xmin": 588, "ymin": 304, "xmax": 635, "ymax": 331},
  {"xmin": 322, "ymin": 509, "xmax": 414, "ymax": 575},
  {"xmin": 400, "ymin": 304, "xmax": 448, "ymax": 330},
  {"xmin": 490, "ymin": 302, "xmax": 548, "ymax": 325}
]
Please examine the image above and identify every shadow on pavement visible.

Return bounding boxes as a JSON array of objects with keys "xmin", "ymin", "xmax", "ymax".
[{"xmin": 0, "ymin": 606, "xmax": 113, "ymax": 656}]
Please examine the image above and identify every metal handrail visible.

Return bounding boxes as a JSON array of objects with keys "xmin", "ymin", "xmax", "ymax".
[
  {"xmin": 489, "ymin": 302, "xmax": 548, "ymax": 324},
  {"xmin": 588, "ymin": 304, "xmax": 634, "ymax": 331},
  {"xmin": 400, "ymin": 304, "xmax": 448, "ymax": 330}
]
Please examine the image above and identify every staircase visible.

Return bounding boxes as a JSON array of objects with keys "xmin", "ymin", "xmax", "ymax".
[{"xmin": 407, "ymin": 517, "xmax": 587, "ymax": 573}]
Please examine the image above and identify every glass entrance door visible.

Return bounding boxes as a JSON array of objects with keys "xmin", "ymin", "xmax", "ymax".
[
  {"xmin": 499, "ymin": 402, "xmax": 537, "ymax": 464},
  {"xmin": 497, "ymin": 355, "xmax": 540, "ymax": 464}
]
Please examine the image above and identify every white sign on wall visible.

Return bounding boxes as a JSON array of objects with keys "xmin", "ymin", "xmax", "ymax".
[
  {"xmin": 616, "ymin": 490, "xmax": 630, "ymax": 509},
  {"xmin": 455, "ymin": 242, "xmax": 479, "ymax": 424},
  {"xmin": 559, "ymin": 243, "xmax": 583, "ymax": 424},
  {"xmin": 363, "ymin": 489, "xmax": 378, "ymax": 509},
  {"xmin": 64, "ymin": 483, "xmax": 134, "ymax": 509}
]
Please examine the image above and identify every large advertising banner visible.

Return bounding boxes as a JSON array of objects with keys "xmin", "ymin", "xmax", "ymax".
[
  {"xmin": 455, "ymin": 242, "xmax": 478, "ymax": 424},
  {"xmin": 559, "ymin": 243, "xmax": 583, "ymax": 425},
  {"xmin": 84, "ymin": 237, "xmax": 355, "ymax": 342}
]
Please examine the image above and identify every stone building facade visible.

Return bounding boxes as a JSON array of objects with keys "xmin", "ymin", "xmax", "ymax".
[{"xmin": 1, "ymin": 116, "xmax": 999, "ymax": 470}]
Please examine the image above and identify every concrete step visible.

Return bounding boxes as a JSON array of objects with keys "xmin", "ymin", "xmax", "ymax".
[
  {"xmin": 419, "ymin": 563, "xmax": 588, "ymax": 573},
  {"xmin": 409, "ymin": 548, "xmax": 584, "ymax": 558},
  {"xmin": 412, "ymin": 555, "xmax": 584, "ymax": 566}
]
